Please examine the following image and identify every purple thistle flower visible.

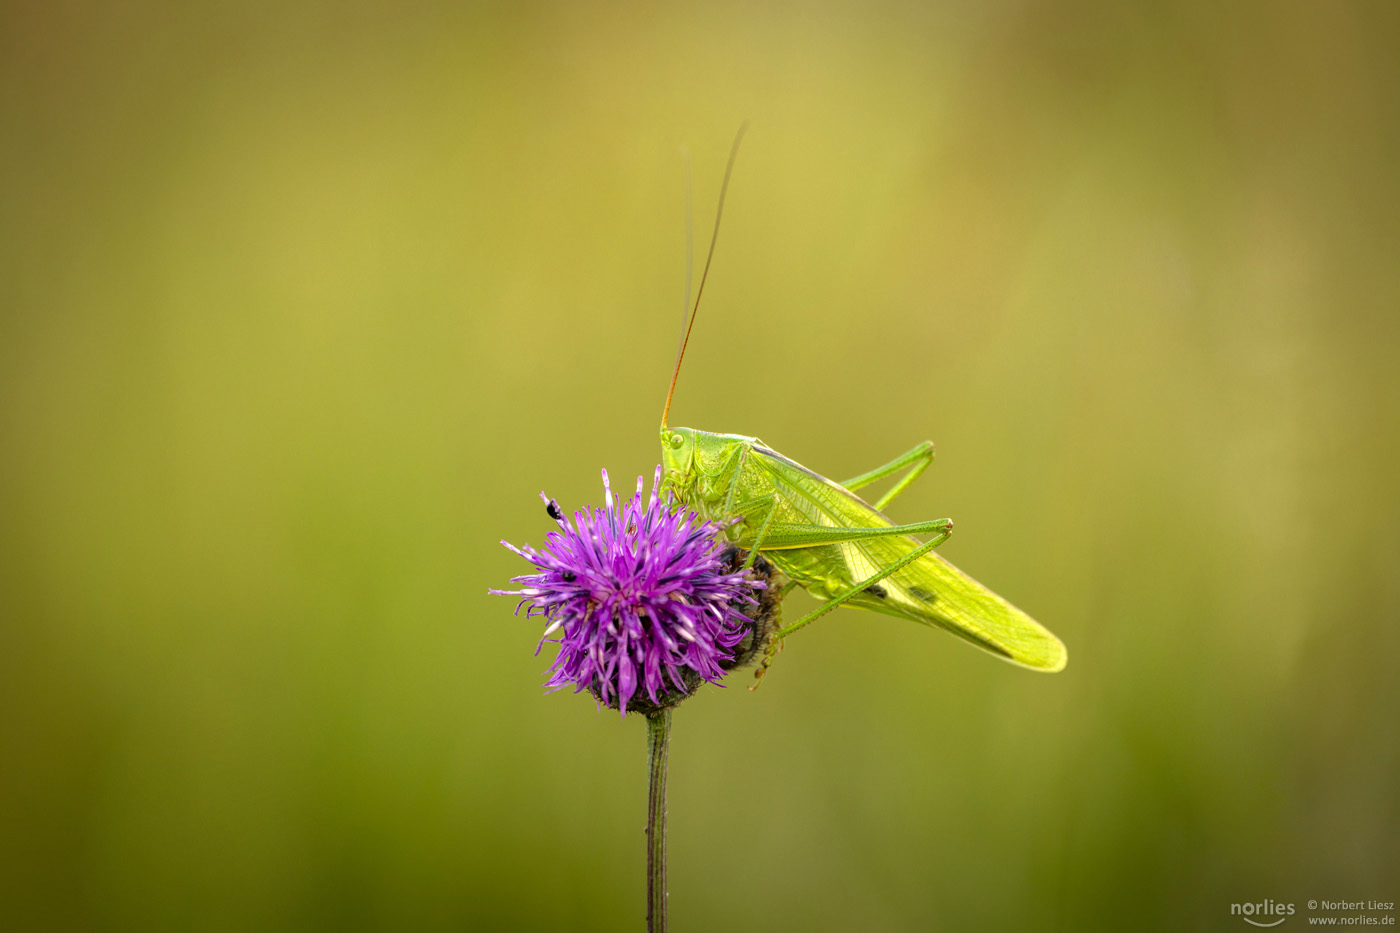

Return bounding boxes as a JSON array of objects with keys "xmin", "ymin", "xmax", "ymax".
[{"xmin": 492, "ymin": 466, "xmax": 773, "ymax": 715}]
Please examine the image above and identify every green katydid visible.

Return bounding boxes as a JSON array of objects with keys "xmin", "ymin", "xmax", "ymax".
[{"xmin": 657, "ymin": 129, "xmax": 1067, "ymax": 682}]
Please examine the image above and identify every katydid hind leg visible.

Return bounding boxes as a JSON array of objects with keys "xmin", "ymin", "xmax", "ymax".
[
  {"xmin": 749, "ymin": 519, "xmax": 954, "ymax": 689},
  {"xmin": 838, "ymin": 441, "xmax": 934, "ymax": 510},
  {"xmin": 775, "ymin": 520, "xmax": 952, "ymax": 639},
  {"xmin": 756, "ymin": 516, "xmax": 954, "ymax": 549}
]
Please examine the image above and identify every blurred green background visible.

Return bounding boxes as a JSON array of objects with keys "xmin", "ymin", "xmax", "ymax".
[{"xmin": 3, "ymin": 1, "xmax": 1398, "ymax": 930}]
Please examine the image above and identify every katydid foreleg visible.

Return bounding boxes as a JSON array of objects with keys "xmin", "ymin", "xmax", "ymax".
[{"xmin": 739, "ymin": 495, "xmax": 779, "ymax": 571}]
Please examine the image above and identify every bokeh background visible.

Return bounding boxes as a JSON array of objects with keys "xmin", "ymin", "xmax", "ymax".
[{"xmin": 3, "ymin": 1, "xmax": 1398, "ymax": 930}]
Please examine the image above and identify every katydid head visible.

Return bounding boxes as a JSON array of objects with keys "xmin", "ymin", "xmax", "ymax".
[
  {"xmin": 663, "ymin": 428, "xmax": 754, "ymax": 508},
  {"xmin": 660, "ymin": 426, "xmax": 698, "ymax": 483}
]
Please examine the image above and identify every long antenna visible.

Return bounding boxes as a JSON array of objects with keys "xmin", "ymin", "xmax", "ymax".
[
  {"xmin": 681, "ymin": 145, "xmax": 693, "ymax": 339},
  {"xmin": 660, "ymin": 122, "xmax": 748, "ymax": 431}
]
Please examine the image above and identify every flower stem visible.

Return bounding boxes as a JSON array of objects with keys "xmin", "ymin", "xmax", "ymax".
[{"xmin": 645, "ymin": 709, "xmax": 672, "ymax": 933}]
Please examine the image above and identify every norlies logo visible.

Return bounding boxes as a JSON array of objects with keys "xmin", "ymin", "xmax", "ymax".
[{"xmin": 1231, "ymin": 900, "xmax": 1296, "ymax": 927}]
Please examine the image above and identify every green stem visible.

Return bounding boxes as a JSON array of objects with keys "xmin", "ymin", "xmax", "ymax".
[{"xmin": 645, "ymin": 709, "xmax": 672, "ymax": 933}]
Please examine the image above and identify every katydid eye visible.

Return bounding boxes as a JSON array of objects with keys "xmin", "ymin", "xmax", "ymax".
[{"xmin": 669, "ymin": 434, "xmax": 684, "ymax": 449}]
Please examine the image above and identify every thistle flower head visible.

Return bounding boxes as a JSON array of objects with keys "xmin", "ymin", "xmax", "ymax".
[{"xmin": 493, "ymin": 466, "xmax": 770, "ymax": 715}]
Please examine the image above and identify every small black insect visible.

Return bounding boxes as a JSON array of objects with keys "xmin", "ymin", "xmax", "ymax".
[
  {"xmin": 545, "ymin": 500, "xmax": 563, "ymax": 521},
  {"xmin": 864, "ymin": 584, "xmax": 888, "ymax": 599}
]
